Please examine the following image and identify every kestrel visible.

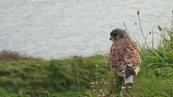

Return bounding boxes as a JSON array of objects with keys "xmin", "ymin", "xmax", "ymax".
[{"xmin": 109, "ymin": 28, "xmax": 141, "ymax": 88}]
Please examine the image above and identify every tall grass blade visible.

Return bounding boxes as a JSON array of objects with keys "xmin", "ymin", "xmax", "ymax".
[
  {"xmin": 171, "ymin": 11, "xmax": 173, "ymax": 30},
  {"xmin": 137, "ymin": 10, "xmax": 149, "ymax": 49},
  {"xmin": 75, "ymin": 64, "xmax": 81, "ymax": 96},
  {"xmin": 152, "ymin": 30, "xmax": 154, "ymax": 49},
  {"xmin": 123, "ymin": 22, "xmax": 133, "ymax": 40}
]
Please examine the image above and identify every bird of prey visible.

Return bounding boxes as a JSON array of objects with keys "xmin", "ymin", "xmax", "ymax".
[{"xmin": 109, "ymin": 28, "xmax": 141, "ymax": 88}]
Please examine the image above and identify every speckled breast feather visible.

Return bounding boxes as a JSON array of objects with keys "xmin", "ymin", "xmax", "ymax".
[{"xmin": 109, "ymin": 38, "xmax": 141, "ymax": 70}]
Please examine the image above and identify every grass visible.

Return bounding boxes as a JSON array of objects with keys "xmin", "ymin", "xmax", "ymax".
[
  {"xmin": 0, "ymin": 50, "xmax": 173, "ymax": 97},
  {"xmin": 0, "ymin": 11, "xmax": 173, "ymax": 97},
  {"xmin": 121, "ymin": 11, "xmax": 173, "ymax": 97},
  {"xmin": 0, "ymin": 53, "xmax": 109, "ymax": 96}
]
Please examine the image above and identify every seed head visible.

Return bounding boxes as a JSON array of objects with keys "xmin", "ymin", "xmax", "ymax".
[
  {"xmin": 137, "ymin": 10, "xmax": 140, "ymax": 15},
  {"xmin": 158, "ymin": 25, "xmax": 163, "ymax": 31}
]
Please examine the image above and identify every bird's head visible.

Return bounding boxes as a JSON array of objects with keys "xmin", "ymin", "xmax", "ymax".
[{"xmin": 110, "ymin": 28, "xmax": 129, "ymax": 42}]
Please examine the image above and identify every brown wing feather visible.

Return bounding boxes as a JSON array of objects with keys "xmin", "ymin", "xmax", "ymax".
[{"xmin": 109, "ymin": 38, "xmax": 141, "ymax": 70}]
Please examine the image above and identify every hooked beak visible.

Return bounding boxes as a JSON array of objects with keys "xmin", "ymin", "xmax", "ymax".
[{"xmin": 110, "ymin": 36, "xmax": 112, "ymax": 40}]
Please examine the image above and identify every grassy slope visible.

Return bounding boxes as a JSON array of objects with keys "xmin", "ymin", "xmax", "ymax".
[
  {"xmin": 0, "ymin": 55, "xmax": 109, "ymax": 97},
  {"xmin": 0, "ymin": 52, "xmax": 173, "ymax": 97},
  {"xmin": 124, "ymin": 53, "xmax": 173, "ymax": 97}
]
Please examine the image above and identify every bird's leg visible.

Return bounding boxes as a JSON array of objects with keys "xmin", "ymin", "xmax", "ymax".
[{"xmin": 123, "ymin": 74, "xmax": 133, "ymax": 88}]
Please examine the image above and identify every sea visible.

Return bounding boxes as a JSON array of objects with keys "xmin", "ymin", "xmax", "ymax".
[{"xmin": 0, "ymin": 0, "xmax": 173, "ymax": 60}]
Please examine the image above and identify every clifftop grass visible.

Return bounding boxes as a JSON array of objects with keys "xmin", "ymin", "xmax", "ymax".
[
  {"xmin": 0, "ymin": 47, "xmax": 173, "ymax": 97},
  {"xmin": 0, "ymin": 52, "xmax": 109, "ymax": 96}
]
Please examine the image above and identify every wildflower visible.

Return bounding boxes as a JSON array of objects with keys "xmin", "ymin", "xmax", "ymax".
[
  {"xmin": 121, "ymin": 86, "xmax": 126, "ymax": 90},
  {"xmin": 95, "ymin": 72, "xmax": 100, "ymax": 75},
  {"xmin": 99, "ymin": 89, "xmax": 103, "ymax": 92},
  {"xmin": 105, "ymin": 92, "xmax": 109, "ymax": 94},
  {"xmin": 96, "ymin": 64, "xmax": 98, "ymax": 67},
  {"xmin": 90, "ymin": 82, "xmax": 94, "ymax": 85},
  {"xmin": 91, "ymin": 85, "xmax": 95, "ymax": 88}
]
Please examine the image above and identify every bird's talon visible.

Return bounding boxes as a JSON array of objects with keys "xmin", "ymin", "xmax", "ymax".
[{"xmin": 125, "ymin": 83, "xmax": 133, "ymax": 89}]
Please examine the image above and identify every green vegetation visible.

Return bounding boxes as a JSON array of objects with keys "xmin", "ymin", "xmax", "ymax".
[
  {"xmin": 0, "ymin": 52, "xmax": 111, "ymax": 97},
  {"xmin": 123, "ymin": 29, "xmax": 173, "ymax": 97},
  {"xmin": 0, "ymin": 43, "xmax": 173, "ymax": 97}
]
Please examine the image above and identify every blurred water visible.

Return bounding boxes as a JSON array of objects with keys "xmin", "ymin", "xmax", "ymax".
[{"xmin": 0, "ymin": 0, "xmax": 173, "ymax": 60}]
